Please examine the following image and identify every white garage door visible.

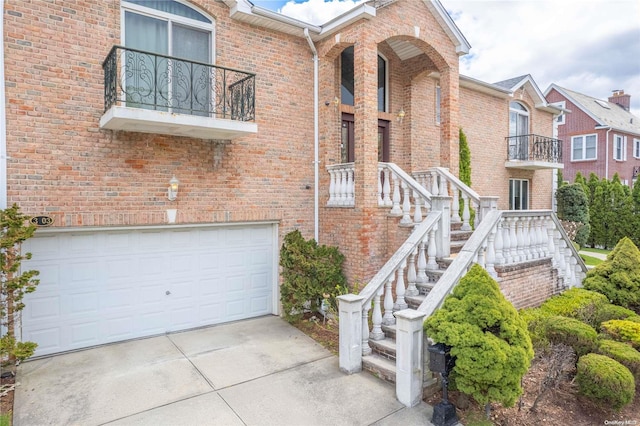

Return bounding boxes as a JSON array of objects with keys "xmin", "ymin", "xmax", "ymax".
[{"xmin": 21, "ymin": 223, "xmax": 277, "ymax": 356}]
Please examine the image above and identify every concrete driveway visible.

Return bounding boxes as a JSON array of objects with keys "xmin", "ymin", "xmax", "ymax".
[{"xmin": 14, "ymin": 316, "xmax": 435, "ymax": 425}]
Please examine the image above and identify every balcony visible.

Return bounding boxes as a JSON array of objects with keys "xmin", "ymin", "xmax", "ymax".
[
  {"xmin": 100, "ymin": 46, "xmax": 257, "ymax": 140},
  {"xmin": 505, "ymin": 134, "xmax": 563, "ymax": 170}
]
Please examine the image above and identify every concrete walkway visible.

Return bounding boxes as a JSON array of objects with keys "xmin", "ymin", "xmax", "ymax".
[
  {"xmin": 14, "ymin": 316, "xmax": 435, "ymax": 426},
  {"xmin": 578, "ymin": 250, "xmax": 608, "ymax": 261}
]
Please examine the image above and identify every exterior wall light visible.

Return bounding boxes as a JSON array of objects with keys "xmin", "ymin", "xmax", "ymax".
[
  {"xmin": 397, "ymin": 108, "xmax": 406, "ymax": 123},
  {"xmin": 168, "ymin": 176, "xmax": 179, "ymax": 201}
]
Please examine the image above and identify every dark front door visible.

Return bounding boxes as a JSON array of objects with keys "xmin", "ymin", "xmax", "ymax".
[{"xmin": 341, "ymin": 115, "xmax": 390, "ymax": 163}]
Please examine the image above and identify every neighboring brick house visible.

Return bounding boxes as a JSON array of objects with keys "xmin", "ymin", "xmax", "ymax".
[
  {"xmin": 545, "ymin": 85, "xmax": 640, "ymax": 186},
  {"xmin": 1, "ymin": 0, "xmax": 580, "ymax": 361}
]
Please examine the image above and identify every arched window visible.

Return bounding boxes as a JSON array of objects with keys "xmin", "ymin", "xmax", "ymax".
[
  {"xmin": 340, "ymin": 47, "xmax": 388, "ymax": 112},
  {"xmin": 508, "ymin": 101, "xmax": 529, "ymax": 160}
]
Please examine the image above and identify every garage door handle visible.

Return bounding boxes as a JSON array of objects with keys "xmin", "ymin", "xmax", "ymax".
[{"xmin": 166, "ymin": 291, "xmax": 171, "ymax": 295}]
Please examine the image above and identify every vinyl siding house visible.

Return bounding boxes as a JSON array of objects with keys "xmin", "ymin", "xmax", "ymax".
[
  {"xmin": 2, "ymin": 0, "xmax": 586, "ymax": 406},
  {"xmin": 545, "ymin": 85, "xmax": 640, "ymax": 185}
]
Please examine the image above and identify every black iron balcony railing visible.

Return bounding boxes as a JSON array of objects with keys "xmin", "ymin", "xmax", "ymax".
[
  {"xmin": 506, "ymin": 134, "xmax": 563, "ymax": 163},
  {"xmin": 103, "ymin": 45, "xmax": 255, "ymax": 121}
]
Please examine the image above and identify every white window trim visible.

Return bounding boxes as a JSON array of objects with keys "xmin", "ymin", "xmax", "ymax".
[
  {"xmin": 613, "ymin": 134, "xmax": 627, "ymax": 161},
  {"xmin": 551, "ymin": 101, "xmax": 566, "ymax": 125},
  {"xmin": 571, "ymin": 133, "xmax": 597, "ymax": 162},
  {"xmin": 509, "ymin": 178, "xmax": 529, "ymax": 210},
  {"xmin": 633, "ymin": 138, "xmax": 640, "ymax": 159}
]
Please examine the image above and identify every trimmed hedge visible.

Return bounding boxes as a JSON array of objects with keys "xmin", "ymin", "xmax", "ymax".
[
  {"xmin": 601, "ymin": 320, "xmax": 640, "ymax": 350},
  {"xmin": 594, "ymin": 303, "xmax": 639, "ymax": 328},
  {"xmin": 520, "ymin": 308, "xmax": 554, "ymax": 351},
  {"xmin": 598, "ymin": 339, "xmax": 640, "ymax": 381},
  {"xmin": 539, "ymin": 288, "xmax": 608, "ymax": 328},
  {"xmin": 545, "ymin": 316, "xmax": 598, "ymax": 357},
  {"xmin": 576, "ymin": 353, "xmax": 635, "ymax": 410}
]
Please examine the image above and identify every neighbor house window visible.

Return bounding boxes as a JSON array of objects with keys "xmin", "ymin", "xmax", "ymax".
[
  {"xmin": 614, "ymin": 134, "xmax": 626, "ymax": 161},
  {"xmin": 551, "ymin": 101, "xmax": 565, "ymax": 125},
  {"xmin": 340, "ymin": 46, "xmax": 388, "ymax": 111},
  {"xmin": 509, "ymin": 179, "xmax": 529, "ymax": 210},
  {"xmin": 571, "ymin": 134, "xmax": 597, "ymax": 161},
  {"xmin": 634, "ymin": 139, "xmax": 640, "ymax": 158},
  {"xmin": 435, "ymin": 84, "xmax": 441, "ymax": 124}
]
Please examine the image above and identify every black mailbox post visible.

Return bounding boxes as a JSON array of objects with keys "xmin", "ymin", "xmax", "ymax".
[{"xmin": 427, "ymin": 343, "xmax": 458, "ymax": 426}]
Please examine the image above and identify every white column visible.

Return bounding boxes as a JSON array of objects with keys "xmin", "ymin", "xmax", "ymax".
[
  {"xmin": 486, "ymin": 229, "xmax": 497, "ymax": 277},
  {"xmin": 362, "ymin": 303, "xmax": 372, "ymax": 356},
  {"xmin": 426, "ymin": 227, "xmax": 438, "ymax": 271},
  {"xmin": 346, "ymin": 168, "xmax": 355, "ymax": 206},
  {"xmin": 413, "ymin": 191, "xmax": 423, "ymax": 223},
  {"xmin": 509, "ymin": 217, "xmax": 518, "ymax": 262},
  {"xmin": 395, "ymin": 309, "xmax": 427, "ymax": 408},
  {"xmin": 431, "ymin": 195, "xmax": 451, "ymax": 258},
  {"xmin": 338, "ymin": 169, "xmax": 347, "ymax": 206},
  {"xmin": 338, "ymin": 294, "xmax": 364, "ymax": 374},
  {"xmin": 416, "ymin": 241, "xmax": 428, "ymax": 284},
  {"xmin": 451, "ymin": 182, "xmax": 461, "ymax": 222},
  {"xmin": 377, "ymin": 166, "xmax": 384, "ymax": 206}
]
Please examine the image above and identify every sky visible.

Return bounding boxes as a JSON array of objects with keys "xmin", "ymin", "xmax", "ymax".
[{"xmin": 250, "ymin": 0, "xmax": 640, "ymax": 117}]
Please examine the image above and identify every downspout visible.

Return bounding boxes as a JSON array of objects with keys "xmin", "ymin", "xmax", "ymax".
[
  {"xmin": 0, "ymin": 0, "xmax": 7, "ymax": 209},
  {"xmin": 304, "ymin": 28, "xmax": 319, "ymax": 242},
  {"xmin": 605, "ymin": 127, "xmax": 612, "ymax": 179}
]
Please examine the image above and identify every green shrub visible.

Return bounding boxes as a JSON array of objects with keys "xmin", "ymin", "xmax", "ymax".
[
  {"xmin": 539, "ymin": 288, "xmax": 608, "ymax": 328},
  {"xmin": 545, "ymin": 316, "xmax": 597, "ymax": 356},
  {"xmin": 583, "ymin": 237, "xmax": 640, "ymax": 313},
  {"xmin": 598, "ymin": 339, "xmax": 640, "ymax": 380},
  {"xmin": 594, "ymin": 304, "xmax": 638, "ymax": 329},
  {"xmin": 424, "ymin": 265, "xmax": 533, "ymax": 409},
  {"xmin": 575, "ymin": 353, "xmax": 635, "ymax": 410},
  {"xmin": 520, "ymin": 308, "xmax": 554, "ymax": 351},
  {"xmin": 601, "ymin": 320, "xmax": 640, "ymax": 350},
  {"xmin": 556, "ymin": 183, "xmax": 590, "ymax": 247},
  {"xmin": 279, "ymin": 230, "xmax": 347, "ymax": 322}
]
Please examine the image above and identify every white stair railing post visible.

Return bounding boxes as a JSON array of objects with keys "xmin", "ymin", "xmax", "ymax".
[
  {"xmin": 337, "ymin": 294, "xmax": 365, "ymax": 374},
  {"xmin": 431, "ymin": 195, "xmax": 451, "ymax": 258},
  {"xmin": 426, "ymin": 226, "xmax": 438, "ymax": 271},
  {"xmin": 416, "ymin": 241, "xmax": 428, "ymax": 285},
  {"xmin": 478, "ymin": 196, "xmax": 498, "ymax": 226},
  {"xmin": 413, "ymin": 190, "xmax": 423, "ymax": 223},
  {"xmin": 400, "ymin": 181, "xmax": 413, "ymax": 226},
  {"xmin": 547, "ymin": 219, "xmax": 557, "ymax": 266},
  {"xmin": 524, "ymin": 216, "xmax": 533, "ymax": 260},
  {"xmin": 395, "ymin": 309, "xmax": 427, "ymax": 408},
  {"xmin": 338, "ymin": 168, "xmax": 347, "ymax": 206},
  {"xmin": 509, "ymin": 216, "xmax": 518, "ymax": 262},
  {"xmin": 377, "ymin": 166, "xmax": 384, "ymax": 206},
  {"xmin": 502, "ymin": 217, "xmax": 512, "ymax": 264},
  {"xmin": 347, "ymin": 168, "xmax": 355, "ymax": 206},
  {"xmin": 328, "ymin": 169, "xmax": 336, "ymax": 206}
]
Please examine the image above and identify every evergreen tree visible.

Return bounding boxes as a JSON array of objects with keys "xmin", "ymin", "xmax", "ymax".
[
  {"xmin": 459, "ymin": 128, "xmax": 474, "ymax": 225},
  {"xmin": 589, "ymin": 181, "xmax": 608, "ymax": 248},
  {"xmin": 424, "ymin": 265, "xmax": 534, "ymax": 415},
  {"xmin": 574, "ymin": 172, "xmax": 588, "ymax": 196},
  {"xmin": 556, "ymin": 183, "xmax": 590, "ymax": 247},
  {"xmin": 586, "ymin": 173, "xmax": 600, "ymax": 205},
  {"xmin": 608, "ymin": 174, "xmax": 633, "ymax": 248},
  {"xmin": 632, "ymin": 180, "xmax": 640, "ymax": 246}
]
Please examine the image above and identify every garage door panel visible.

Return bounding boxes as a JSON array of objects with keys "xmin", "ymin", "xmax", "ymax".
[{"xmin": 22, "ymin": 224, "xmax": 276, "ymax": 356}]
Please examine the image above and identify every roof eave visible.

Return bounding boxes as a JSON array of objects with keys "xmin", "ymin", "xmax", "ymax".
[
  {"xmin": 426, "ymin": 0, "xmax": 471, "ymax": 56},
  {"xmin": 316, "ymin": 4, "xmax": 377, "ymax": 40}
]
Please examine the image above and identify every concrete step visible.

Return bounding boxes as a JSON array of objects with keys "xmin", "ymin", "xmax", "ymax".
[
  {"xmin": 451, "ymin": 229, "xmax": 473, "ymax": 241},
  {"xmin": 369, "ymin": 337, "xmax": 397, "ymax": 361},
  {"xmin": 363, "ymin": 353, "xmax": 396, "ymax": 384},
  {"xmin": 406, "ymin": 293, "xmax": 426, "ymax": 309},
  {"xmin": 381, "ymin": 323, "xmax": 396, "ymax": 339}
]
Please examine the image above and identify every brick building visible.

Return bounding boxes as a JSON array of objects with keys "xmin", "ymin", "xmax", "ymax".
[
  {"xmin": 545, "ymin": 85, "xmax": 640, "ymax": 185},
  {"xmin": 1, "ymin": 0, "xmax": 581, "ymax": 360}
]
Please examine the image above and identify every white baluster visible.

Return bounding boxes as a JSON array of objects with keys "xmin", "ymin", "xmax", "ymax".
[
  {"xmin": 478, "ymin": 241, "xmax": 487, "ymax": 268},
  {"xmin": 370, "ymin": 287, "xmax": 384, "ymax": 340},
  {"xmin": 390, "ymin": 172, "xmax": 402, "ymax": 216},
  {"xmin": 523, "ymin": 217, "xmax": 532, "ymax": 260},
  {"xmin": 502, "ymin": 218, "xmax": 512, "ymax": 264},
  {"xmin": 347, "ymin": 168, "xmax": 355, "ymax": 206},
  {"xmin": 516, "ymin": 217, "xmax": 525, "ymax": 262},
  {"xmin": 338, "ymin": 169, "xmax": 346, "ymax": 206},
  {"xmin": 494, "ymin": 219, "xmax": 504, "ymax": 265},
  {"xmin": 557, "ymin": 237, "xmax": 567, "ymax": 286},
  {"xmin": 569, "ymin": 257, "xmax": 578, "ymax": 288},
  {"xmin": 451, "ymin": 182, "xmax": 461, "ymax": 222},
  {"xmin": 328, "ymin": 169, "xmax": 336, "ymax": 206},
  {"xmin": 406, "ymin": 251, "xmax": 418, "ymax": 296},
  {"xmin": 486, "ymin": 229, "xmax": 497, "ymax": 277},
  {"xmin": 439, "ymin": 176, "xmax": 448, "ymax": 196},
  {"xmin": 383, "ymin": 168, "xmax": 392, "ymax": 207},
  {"xmin": 537, "ymin": 216, "xmax": 547, "ymax": 257},
  {"xmin": 377, "ymin": 166, "xmax": 384, "ymax": 206},
  {"xmin": 564, "ymin": 242, "xmax": 572, "ymax": 286},
  {"xmin": 416, "ymin": 241, "xmax": 428, "ymax": 284},
  {"xmin": 509, "ymin": 217, "xmax": 518, "ymax": 262},
  {"xmin": 547, "ymin": 219, "xmax": 556, "ymax": 265},
  {"xmin": 427, "ymin": 227, "xmax": 438, "ymax": 270},
  {"xmin": 413, "ymin": 190, "xmax": 423, "ymax": 224},
  {"xmin": 461, "ymin": 193, "xmax": 471, "ymax": 231},
  {"xmin": 430, "ymin": 170, "xmax": 439, "ymax": 195},
  {"xmin": 362, "ymin": 303, "xmax": 372, "ymax": 355},
  {"xmin": 395, "ymin": 260, "xmax": 408, "ymax": 310},
  {"xmin": 382, "ymin": 275, "xmax": 395, "ymax": 325},
  {"xmin": 400, "ymin": 181, "xmax": 413, "ymax": 226}
]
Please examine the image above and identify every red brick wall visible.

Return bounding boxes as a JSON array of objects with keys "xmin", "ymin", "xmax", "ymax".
[{"xmin": 497, "ymin": 259, "xmax": 561, "ymax": 309}]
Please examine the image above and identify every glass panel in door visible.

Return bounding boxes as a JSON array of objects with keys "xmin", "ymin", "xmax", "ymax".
[
  {"xmin": 124, "ymin": 12, "xmax": 169, "ymax": 110},
  {"xmin": 171, "ymin": 25, "xmax": 211, "ymax": 116}
]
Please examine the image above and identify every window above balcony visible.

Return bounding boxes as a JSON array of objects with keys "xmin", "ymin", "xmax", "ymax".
[{"xmin": 100, "ymin": 1, "xmax": 256, "ymax": 140}]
